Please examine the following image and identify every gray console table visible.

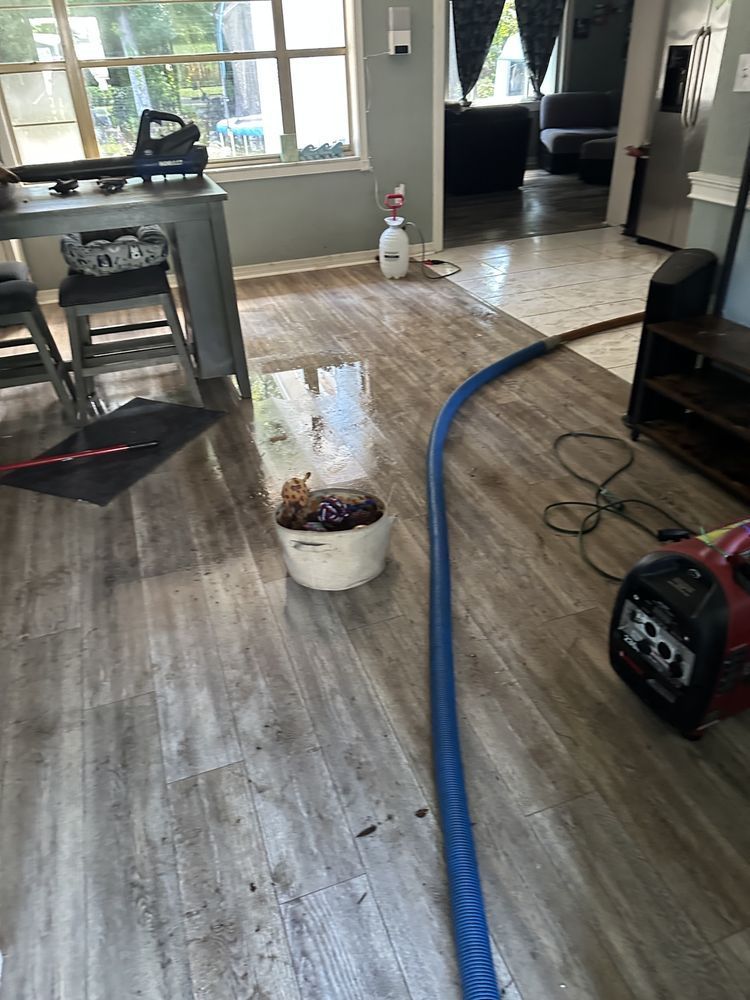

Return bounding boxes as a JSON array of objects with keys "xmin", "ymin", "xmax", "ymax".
[{"xmin": 0, "ymin": 175, "xmax": 251, "ymax": 397}]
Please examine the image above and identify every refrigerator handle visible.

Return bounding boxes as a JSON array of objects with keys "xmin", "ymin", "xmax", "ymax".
[
  {"xmin": 690, "ymin": 26, "xmax": 711, "ymax": 126},
  {"xmin": 681, "ymin": 26, "xmax": 705, "ymax": 127}
]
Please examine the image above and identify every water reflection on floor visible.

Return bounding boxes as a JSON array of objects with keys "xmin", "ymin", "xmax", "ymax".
[{"xmin": 250, "ymin": 357, "xmax": 377, "ymax": 503}]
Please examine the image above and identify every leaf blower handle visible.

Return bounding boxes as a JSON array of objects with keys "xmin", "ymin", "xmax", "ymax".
[{"xmin": 385, "ymin": 192, "xmax": 404, "ymax": 219}]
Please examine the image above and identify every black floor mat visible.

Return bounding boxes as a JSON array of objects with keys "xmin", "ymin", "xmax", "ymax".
[{"xmin": 0, "ymin": 397, "xmax": 224, "ymax": 505}]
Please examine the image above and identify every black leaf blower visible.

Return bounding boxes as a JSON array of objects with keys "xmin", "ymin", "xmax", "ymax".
[{"xmin": 8, "ymin": 110, "xmax": 208, "ymax": 187}]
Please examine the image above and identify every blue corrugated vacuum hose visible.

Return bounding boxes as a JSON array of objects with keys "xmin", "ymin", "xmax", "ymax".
[{"xmin": 427, "ymin": 340, "xmax": 549, "ymax": 1000}]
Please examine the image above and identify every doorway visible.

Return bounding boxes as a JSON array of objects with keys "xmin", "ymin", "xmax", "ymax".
[{"xmin": 441, "ymin": 0, "xmax": 635, "ymax": 249}]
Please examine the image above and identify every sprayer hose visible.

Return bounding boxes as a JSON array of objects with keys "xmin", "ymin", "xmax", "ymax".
[{"xmin": 426, "ymin": 316, "xmax": 637, "ymax": 999}]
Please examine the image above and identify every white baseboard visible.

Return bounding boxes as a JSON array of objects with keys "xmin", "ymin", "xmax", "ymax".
[
  {"xmin": 232, "ymin": 246, "xmax": 382, "ymax": 281},
  {"xmin": 688, "ymin": 171, "xmax": 743, "ymax": 209},
  {"xmin": 231, "ymin": 241, "xmax": 436, "ymax": 281},
  {"xmin": 37, "ymin": 242, "xmax": 436, "ymax": 306}
]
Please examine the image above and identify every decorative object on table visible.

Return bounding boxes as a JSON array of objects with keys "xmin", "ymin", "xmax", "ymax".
[
  {"xmin": 0, "ymin": 397, "xmax": 223, "ymax": 505},
  {"xmin": 275, "ymin": 483, "xmax": 394, "ymax": 591},
  {"xmin": 61, "ymin": 225, "xmax": 169, "ymax": 277},
  {"xmin": 298, "ymin": 141, "xmax": 344, "ymax": 161},
  {"xmin": 50, "ymin": 178, "xmax": 79, "ymax": 197},
  {"xmin": 97, "ymin": 177, "xmax": 128, "ymax": 194},
  {"xmin": 6, "ymin": 109, "xmax": 207, "ymax": 188},
  {"xmin": 280, "ymin": 134, "xmax": 300, "ymax": 162}
]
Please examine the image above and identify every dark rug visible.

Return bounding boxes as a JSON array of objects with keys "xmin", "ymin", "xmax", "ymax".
[{"xmin": 0, "ymin": 397, "xmax": 224, "ymax": 505}]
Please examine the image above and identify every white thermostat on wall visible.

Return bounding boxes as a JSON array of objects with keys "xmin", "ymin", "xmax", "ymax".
[{"xmin": 388, "ymin": 6, "xmax": 411, "ymax": 55}]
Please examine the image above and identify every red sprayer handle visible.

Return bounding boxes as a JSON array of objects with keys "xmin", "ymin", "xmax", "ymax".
[{"xmin": 385, "ymin": 192, "xmax": 404, "ymax": 219}]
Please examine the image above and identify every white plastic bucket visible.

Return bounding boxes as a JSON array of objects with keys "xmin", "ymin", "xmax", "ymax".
[{"xmin": 274, "ymin": 488, "xmax": 394, "ymax": 591}]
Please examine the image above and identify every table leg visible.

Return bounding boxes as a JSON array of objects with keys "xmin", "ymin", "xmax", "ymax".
[
  {"xmin": 171, "ymin": 214, "xmax": 251, "ymax": 399},
  {"xmin": 208, "ymin": 202, "xmax": 252, "ymax": 399}
]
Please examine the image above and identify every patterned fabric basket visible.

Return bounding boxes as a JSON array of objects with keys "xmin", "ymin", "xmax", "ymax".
[{"xmin": 61, "ymin": 225, "xmax": 169, "ymax": 276}]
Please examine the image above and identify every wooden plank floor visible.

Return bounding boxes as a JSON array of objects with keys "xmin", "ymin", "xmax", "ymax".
[
  {"xmin": 444, "ymin": 170, "xmax": 610, "ymax": 248},
  {"xmin": 1, "ymin": 264, "xmax": 749, "ymax": 999}
]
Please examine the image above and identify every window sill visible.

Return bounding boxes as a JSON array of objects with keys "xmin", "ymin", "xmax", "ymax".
[
  {"xmin": 207, "ymin": 156, "xmax": 370, "ymax": 183},
  {"xmin": 465, "ymin": 97, "xmax": 541, "ymax": 109}
]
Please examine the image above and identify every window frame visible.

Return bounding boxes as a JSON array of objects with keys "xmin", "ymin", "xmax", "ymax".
[{"xmin": 0, "ymin": 0, "xmax": 368, "ymax": 175}]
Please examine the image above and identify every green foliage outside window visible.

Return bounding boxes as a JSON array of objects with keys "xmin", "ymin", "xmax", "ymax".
[
  {"xmin": 0, "ymin": 4, "xmax": 249, "ymax": 154},
  {"xmin": 475, "ymin": 0, "xmax": 520, "ymax": 100}
]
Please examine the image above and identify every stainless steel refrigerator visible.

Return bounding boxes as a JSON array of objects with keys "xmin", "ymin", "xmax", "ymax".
[{"xmin": 637, "ymin": 0, "xmax": 731, "ymax": 248}]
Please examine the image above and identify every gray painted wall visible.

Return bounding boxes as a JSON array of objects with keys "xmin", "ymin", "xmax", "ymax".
[
  {"xmin": 686, "ymin": 0, "xmax": 750, "ymax": 323},
  {"xmin": 564, "ymin": 0, "xmax": 631, "ymax": 95},
  {"xmin": 20, "ymin": 0, "xmax": 437, "ymax": 289}
]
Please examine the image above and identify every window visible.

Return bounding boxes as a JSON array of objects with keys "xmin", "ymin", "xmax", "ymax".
[
  {"xmin": 0, "ymin": 0, "xmax": 360, "ymax": 167},
  {"xmin": 447, "ymin": 0, "xmax": 559, "ymax": 105}
]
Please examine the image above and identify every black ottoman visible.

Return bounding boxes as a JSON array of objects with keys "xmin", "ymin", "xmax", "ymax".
[{"xmin": 579, "ymin": 137, "xmax": 616, "ymax": 185}]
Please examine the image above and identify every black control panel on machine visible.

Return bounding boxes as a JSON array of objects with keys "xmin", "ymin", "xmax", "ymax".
[{"xmin": 609, "ymin": 543, "xmax": 745, "ymax": 738}]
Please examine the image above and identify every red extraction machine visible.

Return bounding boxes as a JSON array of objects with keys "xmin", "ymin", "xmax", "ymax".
[{"xmin": 610, "ymin": 519, "xmax": 750, "ymax": 738}]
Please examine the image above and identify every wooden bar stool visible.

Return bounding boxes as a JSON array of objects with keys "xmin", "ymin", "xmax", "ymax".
[
  {"xmin": 60, "ymin": 263, "xmax": 200, "ymax": 421},
  {"xmin": 0, "ymin": 261, "xmax": 76, "ymax": 421}
]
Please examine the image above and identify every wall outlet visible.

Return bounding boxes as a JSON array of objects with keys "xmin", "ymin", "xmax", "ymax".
[
  {"xmin": 394, "ymin": 183, "xmax": 406, "ymax": 198},
  {"xmin": 734, "ymin": 54, "xmax": 750, "ymax": 92}
]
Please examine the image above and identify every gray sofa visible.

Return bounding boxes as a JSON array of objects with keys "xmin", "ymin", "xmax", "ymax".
[{"xmin": 539, "ymin": 92, "xmax": 618, "ymax": 173}]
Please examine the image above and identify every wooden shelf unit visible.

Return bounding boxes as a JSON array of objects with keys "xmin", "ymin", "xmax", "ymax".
[{"xmin": 630, "ymin": 315, "xmax": 750, "ymax": 502}]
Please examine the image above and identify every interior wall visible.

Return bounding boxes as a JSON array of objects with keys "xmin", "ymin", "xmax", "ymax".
[
  {"xmin": 723, "ymin": 214, "xmax": 750, "ymax": 324},
  {"xmin": 685, "ymin": 0, "xmax": 750, "ymax": 324},
  {"xmin": 563, "ymin": 0, "xmax": 632, "ymax": 95},
  {"xmin": 605, "ymin": 0, "xmax": 668, "ymax": 226},
  {"xmin": 20, "ymin": 0, "xmax": 439, "ymax": 289}
]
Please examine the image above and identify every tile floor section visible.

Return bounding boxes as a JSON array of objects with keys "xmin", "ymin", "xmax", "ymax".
[{"xmin": 445, "ymin": 226, "xmax": 670, "ymax": 383}]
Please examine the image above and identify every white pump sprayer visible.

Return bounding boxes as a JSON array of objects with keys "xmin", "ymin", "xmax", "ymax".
[{"xmin": 379, "ymin": 192, "xmax": 410, "ymax": 279}]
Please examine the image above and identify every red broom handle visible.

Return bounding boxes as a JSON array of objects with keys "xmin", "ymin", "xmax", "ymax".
[{"xmin": 0, "ymin": 440, "xmax": 158, "ymax": 474}]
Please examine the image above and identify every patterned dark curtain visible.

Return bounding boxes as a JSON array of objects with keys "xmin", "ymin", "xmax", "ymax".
[
  {"xmin": 452, "ymin": 0, "xmax": 507, "ymax": 102},
  {"xmin": 515, "ymin": 0, "xmax": 566, "ymax": 98}
]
